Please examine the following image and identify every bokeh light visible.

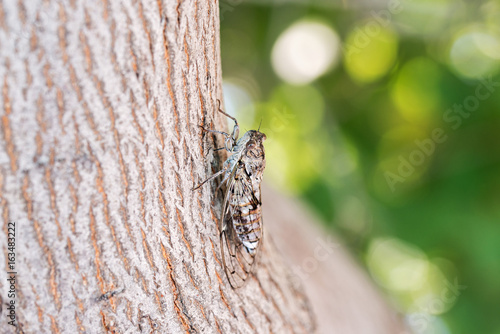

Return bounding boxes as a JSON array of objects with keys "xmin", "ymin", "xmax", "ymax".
[
  {"xmin": 391, "ymin": 57, "xmax": 444, "ymax": 125},
  {"xmin": 482, "ymin": 0, "xmax": 500, "ymax": 30},
  {"xmin": 406, "ymin": 314, "xmax": 451, "ymax": 334},
  {"xmin": 449, "ymin": 26, "xmax": 500, "ymax": 79},
  {"xmin": 337, "ymin": 195, "xmax": 370, "ymax": 235},
  {"xmin": 259, "ymin": 84, "xmax": 325, "ymax": 193},
  {"xmin": 271, "ymin": 20, "xmax": 341, "ymax": 85},
  {"xmin": 367, "ymin": 238, "xmax": 455, "ymax": 315},
  {"xmin": 343, "ymin": 25, "xmax": 398, "ymax": 83},
  {"xmin": 393, "ymin": 0, "xmax": 460, "ymax": 36},
  {"xmin": 223, "ymin": 80, "xmax": 256, "ymax": 127},
  {"xmin": 367, "ymin": 237, "xmax": 429, "ymax": 293}
]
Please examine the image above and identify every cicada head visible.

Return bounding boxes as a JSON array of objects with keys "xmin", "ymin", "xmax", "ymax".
[{"xmin": 243, "ymin": 130, "xmax": 266, "ymax": 159}]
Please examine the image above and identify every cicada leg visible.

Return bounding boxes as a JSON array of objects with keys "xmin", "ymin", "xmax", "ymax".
[
  {"xmin": 198, "ymin": 100, "xmax": 240, "ymax": 152},
  {"xmin": 216, "ymin": 99, "xmax": 239, "ymax": 147},
  {"xmin": 192, "ymin": 164, "xmax": 229, "ymax": 191}
]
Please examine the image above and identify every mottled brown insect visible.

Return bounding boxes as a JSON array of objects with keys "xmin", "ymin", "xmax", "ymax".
[{"xmin": 194, "ymin": 101, "xmax": 266, "ymax": 288}]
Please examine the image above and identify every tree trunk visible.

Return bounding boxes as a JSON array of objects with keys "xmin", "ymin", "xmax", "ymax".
[
  {"xmin": 0, "ymin": 1, "xmax": 411, "ymax": 333},
  {"xmin": 0, "ymin": 0, "xmax": 315, "ymax": 333}
]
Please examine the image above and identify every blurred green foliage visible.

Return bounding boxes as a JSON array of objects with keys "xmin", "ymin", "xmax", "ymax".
[{"xmin": 220, "ymin": 1, "xmax": 500, "ymax": 333}]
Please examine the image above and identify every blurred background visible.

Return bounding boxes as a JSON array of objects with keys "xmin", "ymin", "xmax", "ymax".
[{"xmin": 219, "ymin": 0, "xmax": 500, "ymax": 333}]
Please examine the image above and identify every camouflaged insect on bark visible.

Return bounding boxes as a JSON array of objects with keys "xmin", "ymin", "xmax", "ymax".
[{"xmin": 194, "ymin": 101, "xmax": 266, "ymax": 288}]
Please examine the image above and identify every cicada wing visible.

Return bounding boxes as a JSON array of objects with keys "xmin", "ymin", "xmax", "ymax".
[
  {"xmin": 219, "ymin": 169, "xmax": 261, "ymax": 288},
  {"xmin": 220, "ymin": 226, "xmax": 250, "ymax": 288}
]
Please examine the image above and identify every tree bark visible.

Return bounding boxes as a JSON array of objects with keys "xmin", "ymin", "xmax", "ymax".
[
  {"xmin": 0, "ymin": 1, "xmax": 411, "ymax": 333},
  {"xmin": 0, "ymin": 0, "xmax": 315, "ymax": 333}
]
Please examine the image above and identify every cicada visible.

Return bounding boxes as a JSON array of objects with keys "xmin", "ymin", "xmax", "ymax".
[{"xmin": 194, "ymin": 101, "xmax": 266, "ymax": 288}]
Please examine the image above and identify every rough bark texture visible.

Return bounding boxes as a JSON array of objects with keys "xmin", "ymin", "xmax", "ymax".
[{"xmin": 0, "ymin": 0, "xmax": 315, "ymax": 333}]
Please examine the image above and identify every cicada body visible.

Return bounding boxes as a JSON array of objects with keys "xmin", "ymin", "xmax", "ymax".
[{"xmin": 194, "ymin": 101, "xmax": 266, "ymax": 288}]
